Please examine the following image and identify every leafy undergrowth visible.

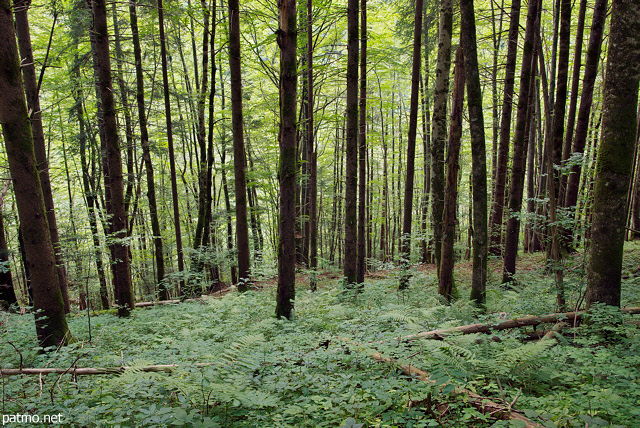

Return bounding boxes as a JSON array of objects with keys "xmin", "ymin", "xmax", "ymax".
[{"xmin": 1, "ymin": 250, "xmax": 640, "ymax": 427}]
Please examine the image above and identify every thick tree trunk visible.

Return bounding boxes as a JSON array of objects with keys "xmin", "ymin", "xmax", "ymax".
[
  {"xmin": 129, "ymin": 0, "xmax": 166, "ymax": 297},
  {"xmin": 14, "ymin": 0, "xmax": 70, "ymax": 313},
  {"xmin": 502, "ymin": 0, "xmax": 540, "ymax": 284},
  {"xmin": 344, "ymin": 0, "xmax": 358, "ymax": 286},
  {"xmin": 0, "ymin": 0, "xmax": 71, "ymax": 345},
  {"xmin": 228, "ymin": 0, "xmax": 251, "ymax": 291},
  {"xmin": 586, "ymin": 0, "xmax": 640, "ymax": 308},
  {"xmin": 430, "ymin": 0, "xmax": 453, "ymax": 275},
  {"xmin": 92, "ymin": 0, "xmax": 134, "ymax": 316},
  {"xmin": 357, "ymin": 0, "xmax": 368, "ymax": 286},
  {"xmin": 158, "ymin": 0, "xmax": 185, "ymax": 295},
  {"xmin": 276, "ymin": 0, "xmax": 297, "ymax": 319},
  {"xmin": 488, "ymin": 0, "xmax": 521, "ymax": 256},
  {"xmin": 438, "ymin": 47, "xmax": 464, "ymax": 302},
  {"xmin": 460, "ymin": 0, "xmax": 487, "ymax": 307}
]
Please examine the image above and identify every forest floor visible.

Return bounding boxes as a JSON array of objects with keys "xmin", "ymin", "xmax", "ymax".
[{"xmin": 1, "ymin": 246, "xmax": 640, "ymax": 428}]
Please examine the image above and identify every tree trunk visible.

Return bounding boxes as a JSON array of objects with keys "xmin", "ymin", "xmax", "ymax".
[
  {"xmin": 14, "ymin": 0, "xmax": 70, "ymax": 313},
  {"xmin": 0, "ymin": 208, "xmax": 17, "ymax": 309},
  {"xmin": 92, "ymin": 0, "xmax": 134, "ymax": 316},
  {"xmin": 308, "ymin": 0, "xmax": 318, "ymax": 291},
  {"xmin": 0, "ymin": 0, "xmax": 71, "ymax": 345},
  {"xmin": 488, "ymin": 0, "xmax": 521, "ymax": 256},
  {"xmin": 129, "ymin": 0, "xmax": 166, "ymax": 298},
  {"xmin": 228, "ymin": 0, "xmax": 251, "ymax": 291},
  {"xmin": 502, "ymin": 0, "xmax": 540, "ymax": 284},
  {"xmin": 158, "ymin": 0, "xmax": 185, "ymax": 295},
  {"xmin": 430, "ymin": 0, "xmax": 453, "ymax": 275},
  {"xmin": 344, "ymin": 0, "xmax": 358, "ymax": 286},
  {"xmin": 586, "ymin": 0, "xmax": 640, "ymax": 308},
  {"xmin": 276, "ymin": 0, "xmax": 297, "ymax": 318},
  {"xmin": 357, "ymin": 0, "xmax": 368, "ymax": 286},
  {"xmin": 438, "ymin": 46, "xmax": 464, "ymax": 302},
  {"xmin": 461, "ymin": 0, "xmax": 487, "ymax": 307}
]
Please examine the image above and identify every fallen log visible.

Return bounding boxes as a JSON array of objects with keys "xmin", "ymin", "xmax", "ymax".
[
  {"xmin": 370, "ymin": 352, "xmax": 542, "ymax": 427},
  {"xmin": 0, "ymin": 363, "xmax": 214, "ymax": 377},
  {"xmin": 401, "ymin": 307, "xmax": 640, "ymax": 341}
]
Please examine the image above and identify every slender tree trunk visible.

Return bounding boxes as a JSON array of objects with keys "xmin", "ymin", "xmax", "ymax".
[
  {"xmin": 14, "ymin": 0, "xmax": 70, "ymax": 313},
  {"xmin": 490, "ymin": 0, "xmax": 505, "ymax": 184},
  {"xmin": 488, "ymin": 0, "xmax": 521, "ymax": 256},
  {"xmin": 0, "ymin": 208, "xmax": 17, "ymax": 308},
  {"xmin": 276, "ymin": 0, "xmax": 297, "ymax": 318},
  {"xmin": 129, "ymin": 0, "xmax": 166, "ymax": 298},
  {"xmin": 92, "ymin": 0, "xmax": 134, "ymax": 316},
  {"xmin": 308, "ymin": 0, "xmax": 318, "ymax": 291},
  {"xmin": 461, "ymin": 0, "xmax": 487, "ymax": 307},
  {"xmin": 344, "ymin": 0, "xmax": 359, "ymax": 286},
  {"xmin": 430, "ymin": 0, "xmax": 453, "ymax": 275},
  {"xmin": 228, "ymin": 0, "xmax": 250, "ymax": 290},
  {"xmin": 158, "ymin": 0, "xmax": 185, "ymax": 295},
  {"xmin": 438, "ymin": 46, "xmax": 464, "ymax": 302},
  {"xmin": 357, "ymin": 0, "xmax": 368, "ymax": 286},
  {"xmin": 0, "ymin": 0, "xmax": 70, "ymax": 345},
  {"xmin": 502, "ymin": 0, "xmax": 540, "ymax": 284},
  {"xmin": 586, "ymin": 0, "xmax": 640, "ymax": 308}
]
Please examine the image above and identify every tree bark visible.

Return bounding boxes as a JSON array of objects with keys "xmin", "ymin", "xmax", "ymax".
[
  {"xmin": 308, "ymin": 0, "xmax": 318, "ymax": 291},
  {"xmin": 438, "ymin": 46, "xmax": 464, "ymax": 302},
  {"xmin": 276, "ymin": 0, "xmax": 297, "ymax": 319},
  {"xmin": 0, "ymin": 0, "xmax": 71, "ymax": 345},
  {"xmin": 228, "ymin": 0, "xmax": 251, "ymax": 290},
  {"xmin": 0, "ymin": 207, "xmax": 17, "ymax": 309},
  {"xmin": 460, "ymin": 0, "xmax": 487, "ymax": 307},
  {"xmin": 586, "ymin": 0, "xmax": 640, "ymax": 308},
  {"xmin": 357, "ymin": 0, "xmax": 368, "ymax": 286}
]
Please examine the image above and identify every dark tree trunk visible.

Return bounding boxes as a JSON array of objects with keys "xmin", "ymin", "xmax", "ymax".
[
  {"xmin": 344, "ymin": 0, "xmax": 358, "ymax": 286},
  {"xmin": 438, "ymin": 46, "xmax": 464, "ymax": 302},
  {"xmin": 158, "ymin": 0, "xmax": 185, "ymax": 295},
  {"xmin": 502, "ymin": 0, "xmax": 540, "ymax": 284},
  {"xmin": 399, "ymin": 0, "xmax": 423, "ymax": 290},
  {"xmin": 586, "ymin": 0, "xmax": 640, "ymax": 308},
  {"xmin": 461, "ymin": 0, "xmax": 487, "ymax": 307},
  {"xmin": 129, "ymin": 0, "xmax": 166, "ymax": 297},
  {"xmin": 0, "ymin": 210, "xmax": 17, "ymax": 309},
  {"xmin": 228, "ymin": 0, "xmax": 251, "ymax": 291},
  {"xmin": 488, "ymin": 0, "xmax": 521, "ymax": 256},
  {"xmin": 357, "ymin": 0, "xmax": 367, "ymax": 286},
  {"xmin": 276, "ymin": 0, "xmax": 297, "ymax": 319},
  {"xmin": 430, "ymin": 0, "xmax": 453, "ymax": 275},
  {"xmin": 92, "ymin": 0, "xmax": 134, "ymax": 316},
  {"xmin": 563, "ymin": 0, "xmax": 607, "ymax": 235},
  {"xmin": 14, "ymin": 0, "xmax": 70, "ymax": 313},
  {"xmin": 0, "ymin": 0, "xmax": 71, "ymax": 345},
  {"xmin": 308, "ymin": 0, "xmax": 318, "ymax": 291}
]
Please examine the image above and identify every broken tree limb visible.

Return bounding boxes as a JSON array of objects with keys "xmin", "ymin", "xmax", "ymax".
[
  {"xmin": 370, "ymin": 352, "xmax": 542, "ymax": 427},
  {"xmin": 400, "ymin": 307, "xmax": 640, "ymax": 341},
  {"xmin": 0, "ymin": 362, "xmax": 215, "ymax": 377}
]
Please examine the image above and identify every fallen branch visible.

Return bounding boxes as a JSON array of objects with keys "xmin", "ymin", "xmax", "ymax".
[
  {"xmin": 134, "ymin": 298, "xmax": 206, "ymax": 308},
  {"xmin": 0, "ymin": 363, "xmax": 214, "ymax": 377},
  {"xmin": 400, "ymin": 307, "xmax": 640, "ymax": 341},
  {"xmin": 370, "ymin": 352, "xmax": 542, "ymax": 427}
]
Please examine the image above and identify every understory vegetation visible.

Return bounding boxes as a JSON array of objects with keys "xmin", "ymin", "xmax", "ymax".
[{"xmin": 2, "ymin": 250, "xmax": 640, "ymax": 428}]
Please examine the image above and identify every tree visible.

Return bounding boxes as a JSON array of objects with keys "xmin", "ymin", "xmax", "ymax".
[
  {"xmin": 357, "ymin": 0, "xmax": 367, "ymax": 286},
  {"xmin": 399, "ymin": 0, "xmax": 423, "ymax": 290},
  {"xmin": 0, "ymin": 206, "xmax": 17, "ymax": 309},
  {"xmin": 0, "ymin": 0, "xmax": 71, "ymax": 346},
  {"xmin": 92, "ymin": 0, "xmax": 134, "ymax": 316},
  {"xmin": 276, "ymin": 0, "xmax": 297, "ymax": 319},
  {"xmin": 228, "ymin": 0, "xmax": 251, "ymax": 291},
  {"xmin": 586, "ymin": 0, "xmax": 640, "ymax": 308},
  {"xmin": 460, "ymin": 0, "xmax": 487, "ymax": 306},
  {"xmin": 344, "ymin": 0, "xmax": 358, "ymax": 286},
  {"xmin": 430, "ymin": 0, "xmax": 453, "ymax": 275}
]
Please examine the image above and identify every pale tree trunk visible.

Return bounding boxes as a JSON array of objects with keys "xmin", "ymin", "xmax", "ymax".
[
  {"xmin": 0, "ymin": 0, "xmax": 71, "ymax": 345},
  {"xmin": 586, "ymin": 0, "xmax": 640, "ymax": 308},
  {"xmin": 14, "ymin": 0, "xmax": 70, "ymax": 313},
  {"xmin": 460, "ymin": 0, "xmax": 487, "ymax": 307},
  {"xmin": 276, "ymin": 0, "xmax": 297, "ymax": 318},
  {"xmin": 228, "ymin": 0, "xmax": 251, "ymax": 290}
]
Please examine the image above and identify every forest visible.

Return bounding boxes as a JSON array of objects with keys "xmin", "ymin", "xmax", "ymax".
[{"xmin": 1, "ymin": 0, "xmax": 640, "ymax": 425}]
